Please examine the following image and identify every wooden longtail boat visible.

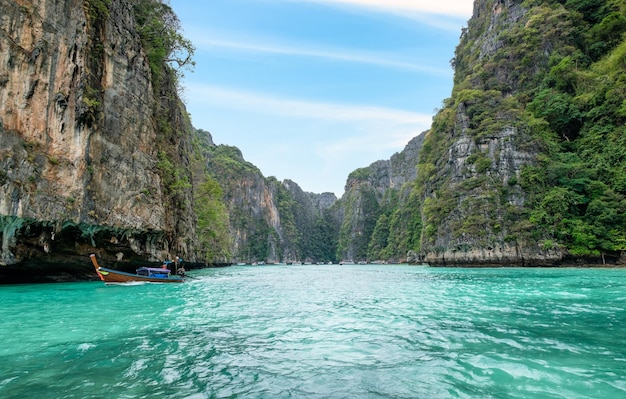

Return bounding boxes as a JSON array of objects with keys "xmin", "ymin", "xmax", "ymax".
[{"xmin": 90, "ymin": 254, "xmax": 184, "ymax": 284}]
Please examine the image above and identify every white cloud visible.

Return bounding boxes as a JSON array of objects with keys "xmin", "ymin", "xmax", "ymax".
[
  {"xmin": 186, "ymin": 85, "xmax": 433, "ymax": 196},
  {"xmin": 289, "ymin": 0, "xmax": 473, "ymax": 18},
  {"xmin": 192, "ymin": 37, "xmax": 451, "ymax": 77},
  {"xmin": 311, "ymin": 127, "xmax": 424, "ymax": 194},
  {"xmin": 319, "ymin": 128, "xmax": 421, "ymax": 157},
  {"xmin": 188, "ymin": 84, "xmax": 432, "ymax": 126}
]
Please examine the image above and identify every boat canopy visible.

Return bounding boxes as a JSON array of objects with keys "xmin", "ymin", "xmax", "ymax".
[{"xmin": 136, "ymin": 267, "xmax": 171, "ymax": 277}]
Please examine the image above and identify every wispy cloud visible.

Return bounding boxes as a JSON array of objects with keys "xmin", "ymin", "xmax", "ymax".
[
  {"xmin": 288, "ymin": 0, "xmax": 473, "ymax": 18},
  {"xmin": 186, "ymin": 85, "xmax": 432, "ymax": 195},
  {"xmin": 312, "ymin": 127, "xmax": 424, "ymax": 194},
  {"xmin": 319, "ymin": 128, "xmax": 421, "ymax": 157},
  {"xmin": 192, "ymin": 36, "xmax": 451, "ymax": 77},
  {"xmin": 188, "ymin": 84, "xmax": 433, "ymax": 126}
]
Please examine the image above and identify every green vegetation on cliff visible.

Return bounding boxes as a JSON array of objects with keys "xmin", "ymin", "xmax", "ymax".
[
  {"xmin": 513, "ymin": 0, "xmax": 626, "ymax": 256},
  {"xmin": 325, "ymin": 0, "xmax": 626, "ymax": 265},
  {"xmin": 410, "ymin": 0, "xmax": 626, "ymax": 261},
  {"xmin": 161, "ymin": 0, "xmax": 626, "ymax": 266},
  {"xmin": 337, "ymin": 184, "xmax": 380, "ymax": 261},
  {"xmin": 132, "ymin": 0, "xmax": 195, "ymax": 86},
  {"xmin": 194, "ymin": 177, "xmax": 232, "ymax": 264},
  {"xmin": 194, "ymin": 129, "xmax": 339, "ymax": 263},
  {"xmin": 129, "ymin": 0, "xmax": 201, "ymax": 255},
  {"xmin": 70, "ymin": 0, "xmax": 626, "ymax": 267},
  {"xmin": 194, "ymin": 131, "xmax": 282, "ymax": 263},
  {"xmin": 369, "ymin": 188, "xmax": 423, "ymax": 261}
]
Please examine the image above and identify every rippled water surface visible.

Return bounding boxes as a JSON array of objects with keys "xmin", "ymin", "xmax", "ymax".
[{"xmin": 1, "ymin": 265, "xmax": 626, "ymax": 398}]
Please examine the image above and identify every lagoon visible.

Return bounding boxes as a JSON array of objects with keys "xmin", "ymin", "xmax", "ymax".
[{"xmin": 1, "ymin": 264, "xmax": 625, "ymax": 398}]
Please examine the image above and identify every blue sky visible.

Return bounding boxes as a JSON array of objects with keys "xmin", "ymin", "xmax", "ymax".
[{"xmin": 169, "ymin": 0, "xmax": 474, "ymax": 196}]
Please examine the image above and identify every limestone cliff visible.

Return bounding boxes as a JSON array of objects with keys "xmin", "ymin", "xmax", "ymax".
[
  {"xmin": 413, "ymin": 0, "xmax": 626, "ymax": 265},
  {"xmin": 337, "ymin": 0, "xmax": 626, "ymax": 266},
  {"xmin": 336, "ymin": 134, "xmax": 425, "ymax": 262},
  {"xmin": 198, "ymin": 130, "xmax": 338, "ymax": 264},
  {"xmin": 0, "ymin": 0, "xmax": 198, "ymax": 280},
  {"xmin": 282, "ymin": 179, "xmax": 338, "ymax": 263},
  {"xmin": 202, "ymin": 0, "xmax": 626, "ymax": 267}
]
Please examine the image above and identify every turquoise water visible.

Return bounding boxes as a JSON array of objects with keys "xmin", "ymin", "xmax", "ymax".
[{"xmin": 1, "ymin": 265, "xmax": 625, "ymax": 398}]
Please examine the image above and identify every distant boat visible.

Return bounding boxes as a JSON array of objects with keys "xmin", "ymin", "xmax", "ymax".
[{"xmin": 90, "ymin": 254, "xmax": 184, "ymax": 284}]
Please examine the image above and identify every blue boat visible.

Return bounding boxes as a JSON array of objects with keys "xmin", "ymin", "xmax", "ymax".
[{"xmin": 90, "ymin": 254, "xmax": 185, "ymax": 284}]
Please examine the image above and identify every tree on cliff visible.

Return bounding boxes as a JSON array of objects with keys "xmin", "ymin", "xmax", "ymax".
[{"xmin": 132, "ymin": 0, "xmax": 195, "ymax": 87}]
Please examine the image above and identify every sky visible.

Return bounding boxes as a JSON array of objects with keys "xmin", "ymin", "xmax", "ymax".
[{"xmin": 168, "ymin": 0, "xmax": 474, "ymax": 197}]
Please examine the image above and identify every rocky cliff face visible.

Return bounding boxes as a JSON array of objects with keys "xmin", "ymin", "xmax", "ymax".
[
  {"xmin": 199, "ymin": 138, "xmax": 287, "ymax": 263},
  {"xmin": 337, "ymin": 134, "xmax": 425, "ymax": 262},
  {"xmin": 0, "ymin": 0, "xmax": 198, "ymax": 280},
  {"xmin": 282, "ymin": 179, "xmax": 338, "ymax": 263},
  {"xmin": 334, "ymin": 0, "xmax": 626, "ymax": 266},
  {"xmin": 415, "ymin": 0, "xmax": 626, "ymax": 265},
  {"xmin": 406, "ymin": 0, "xmax": 564, "ymax": 265},
  {"xmin": 420, "ymin": 103, "xmax": 554, "ymax": 266},
  {"xmin": 200, "ymin": 133, "xmax": 338, "ymax": 264}
]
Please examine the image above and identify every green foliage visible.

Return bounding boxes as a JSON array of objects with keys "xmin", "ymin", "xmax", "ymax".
[
  {"xmin": 156, "ymin": 151, "xmax": 191, "ymax": 201},
  {"xmin": 230, "ymin": 212, "xmax": 276, "ymax": 263},
  {"xmin": 366, "ymin": 189, "xmax": 399, "ymax": 260},
  {"xmin": 194, "ymin": 177, "xmax": 232, "ymax": 263},
  {"xmin": 210, "ymin": 145, "xmax": 259, "ymax": 175},
  {"xmin": 132, "ymin": 0, "xmax": 195, "ymax": 87},
  {"xmin": 455, "ymin": 89, "xmax": 511, "ymax": 139},
  {"xmin": 307, "ymin": 213, "xmax": 338, "ymax": 263},
  {"xmin": 367, "ymin": 214, "xmax": 389, "ymax": 259},
  {"xmin": 406, "ymin": 0, "xmax": 626, "ymax": 259},
  {"xmin": 547, "ymin": 55, "xmax": 585, "ymax": 93},
  {"xmin": 84, "ymin": 0, "xmax": 110, "ymax": 22},
  {"xmin": 337, "ymin": 186, "xmax": 380, "ymax": 261},
  {"xmin": 522, "ymin": 1, "xmax": 626, "ymax": 254},
  {"xmin": 555, "ymin": 0, "xmax": 626, "ymax": 60},
  {"xmin": 528, "ymin": 89, "xmax": 583, "ymax": 140},
  {"xmin": 348, "ymin": 167, "xmax": 371, "ymax": 181},
  {"xmin": 565, "ymin": 0, "xmax": 610, "ymax": 23},
  {"xmin": 379, "ymin": 188, "xmax": 423, "ymax": 260},
  {"xmin": 522, "ymin": 142, "xmax": 626, "ymax": 254},
  {"xmin": 420, "ymin": 187, "xmax": 457, "ymax": 247},
  {"xmin": 470, "ymin": 153, "xmax": 492, "ymax": 174}
]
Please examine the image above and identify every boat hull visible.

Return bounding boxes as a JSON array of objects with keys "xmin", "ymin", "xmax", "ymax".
[
  {"xmin": 96, "ymin": 266, "xmax": 184, "ymax": 283},
  {"xmin": 90, "ymin": 254, "xmax": 184, "ymax": 284}
]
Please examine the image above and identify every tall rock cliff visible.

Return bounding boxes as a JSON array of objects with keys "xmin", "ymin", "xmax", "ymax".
[
  {"xmin": 405, "ymin": 0, "xmax": 626, "ymax": 266},
  {"xmin": 335, "ymin": 0, "xmax": 626, "ymax": 266},
  {"xmin": 0, "ymin": 0, "xmax": 198, "ymax": 280},
  {"xmin": 336, "ymin": 134, "xmax": 425, "ymax": 262},
  {"xmin": 196, "ymin": 129, "xmax": 338, "ymax": 264},
  {"xmin": 282, "ymin": 179, "xmax": 339, "ymax": 263}
]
